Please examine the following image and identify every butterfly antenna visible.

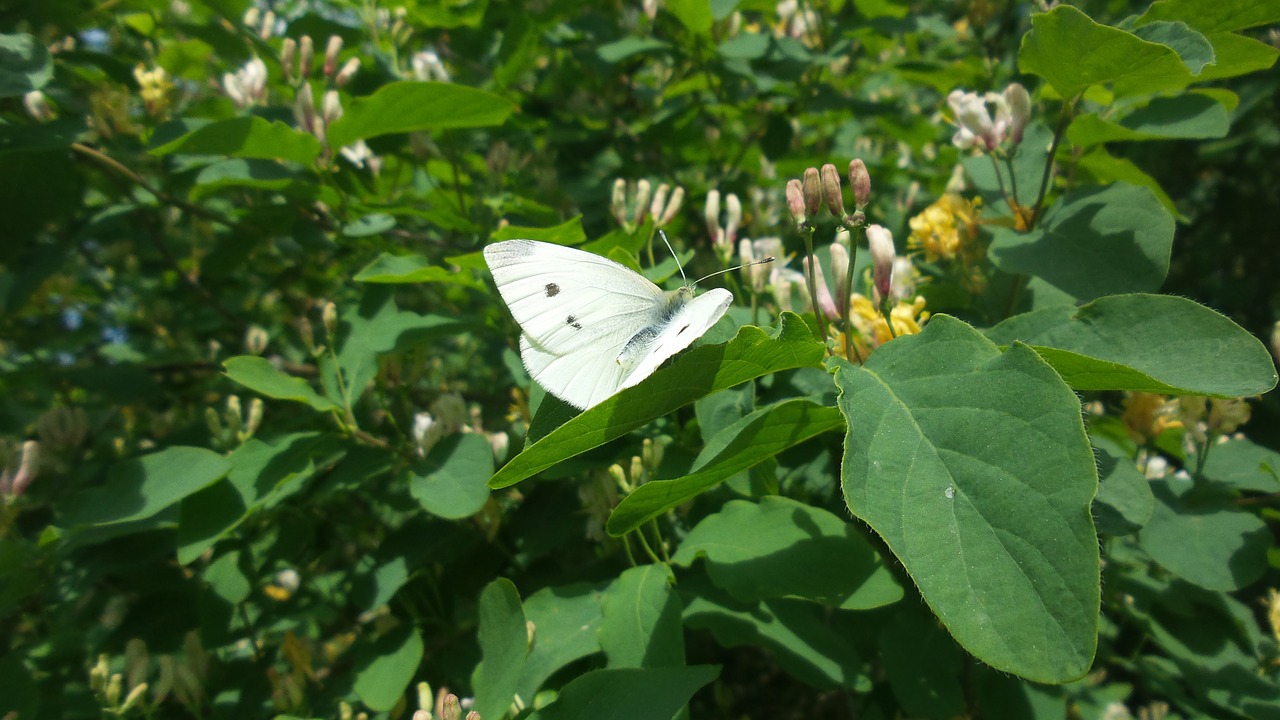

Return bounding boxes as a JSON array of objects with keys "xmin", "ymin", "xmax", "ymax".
[
  {"xmin": 694, "ymin": 256, "xmax": 776, "ymax": 286},
  {"xmin": 657, "ymin": 230, "xmax": 688, "ymax": 284}
]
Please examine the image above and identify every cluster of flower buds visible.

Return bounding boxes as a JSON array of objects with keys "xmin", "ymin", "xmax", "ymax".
[
  {"xmin": 706, "ymin": 189, "xmax": 742, "ymax": 262},
  {"xmin": 411, "ymin": 49, "xmax": 451, "ymax": 82},
  {"xmin": 280, "ymin": 34, "xmax": 360, "ymax": 87},
  {"xmin": 610, "ymin": 179, "xmax": 684, "ymax": 232},
  {"xmin": 242, "ymin": 6, "xmax": 278, "ymax": 40},
  {"xmin": 947, "ymin": 83, "xmax": 1031, "ymax": 152},
  {"xmin": 786, "ymin": 159, "xmax": 871, "ymax": 228},
  {"xmin": 205, "ymin": 394, "xmax": 265, "ymax": 449}
]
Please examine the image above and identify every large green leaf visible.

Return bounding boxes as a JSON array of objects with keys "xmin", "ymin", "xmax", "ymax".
[
  {"xmin": 352, "ymin": 626, "xmax": 424, "ymax": 712},
  {"xmin": 471, "ymin": 579, "xmax": 529, "ymax": 720},
  {"xmin": 879, "ymin": 607, "xmax": 966, "ymax": 718},
  {"xmin": 607, "ymin": 400, "xmax": 844, "ymax": 535},
  {"xmin": 671, "ymin": 496, "xmax": 902, "ymax": 610},
  {"xmin": 834, "ymin": 315, "xmax": 1100, "ymax": 683},
  {"xmin": 666, "ymin": 0, "xmax": 713, "ymax": 35},
  {"xmin": 326, "ymin": 81, "xmax": 515, "ymax": 148},
  {"xmin": 0, "ymin": 33, "xmax": 52, "ymax": 98},
  {"xmin": 599, "ymin": 565, "xmax": 685, "ymax": 668},
  {"xmin": 1195, "ymin": 32, "xmax": 1279, "ymax": 81},
  {"xmin": 149, "ymin": 116, "xmax": 322, "ymax": 165},
  {"xmin": 224, "ymin": 356, "xmax": 340, "ymax": 413},
  {"xmin": 489, "ymin": 313, "xmax": 825, "ymax": 489},
  {"xmin": 1136, "ymin": 0, "xmax": 1280, "ymax": 33},
  {"xmin": 1018, "ymin": 6, "xmax": 1193, "ymax": 98},
  {"xmin": 527, "ymin": 666, "xmax": 718, "ymax": 720},
  {"xmin": 406, "ymin": 433, "xmax": 493, "ymax": 520},
  {"xmin": 1067, "ymin": 95, "xmax": 1229, "ymax": 145},
  {"xmin": 61, "ymin": 447, "xmax": 232, "ymax": 527},
  {"xmin": 1092, "ymin": 436, "xmax": 1155, "ymax": 536},
  {"xmin": 1201, "ymin": 439, "xmax": 1280, "ymax": 493},
  {"xmin": 1131, "ymin": 21, "xmax": 1215, "ymax": 75},
  {"xmin": 988, "ymin": 183, "xmax": 1173, "ymax": 302},
  {"xmin": 516, "ymin": 583, "xmax": 606, "ymax": 703},
  {"xmin": 984, "ymin": 294, "xmax": 1278, "ymax": 398},
  {"xmin": 1138, "ymin": 480, "xmax": 1271, "ymax": 591}
]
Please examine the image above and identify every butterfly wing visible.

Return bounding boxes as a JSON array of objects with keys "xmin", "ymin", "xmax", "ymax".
[
  {"xmin": 484, "ymin": 240, "xmax": 664, "ymax": 355},
  {"xmin": 620, "ymin": 288, "xmax": 733, "ymax": 390},
  {"xmin": 519, "ymin": 333, "xmax": 632, "ymax": 410}
]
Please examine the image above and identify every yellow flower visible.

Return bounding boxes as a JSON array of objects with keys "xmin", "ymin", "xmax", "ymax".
[
  {"xmin": 908, "ymin": 193, "xmax": 980, "ymax": 263},
  {"xmin": 133, "ymin": 64, "xmax": 174, "ymax": 116},
  {"xmin": 836, "ymin": 294, "xmax": 930, "ymax": 361}
]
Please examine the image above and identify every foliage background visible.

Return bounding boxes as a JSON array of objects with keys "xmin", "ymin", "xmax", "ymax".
[{"xmin": 2, "ymin": 0, "xmax": 1280, "ymax": 719}]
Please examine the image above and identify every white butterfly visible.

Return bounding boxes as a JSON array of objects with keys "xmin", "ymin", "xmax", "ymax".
[{"xmin": 484, "ymin": 239, "xmax": 733, "ymax": 410}]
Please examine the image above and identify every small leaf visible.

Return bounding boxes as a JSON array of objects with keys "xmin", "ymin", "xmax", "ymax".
[
  {"xmin": 988, "ymin": 183, "xmax": 1174, "ymax": 302},
  {"xmin": 671, "ymin": 497, "xmax": 903, "ymax": 610},
  {"xmin": 352, "ymin": 627, "xmax": 424, "ymax": 712},
  {"xmin": 666, "ymin": 0, "xmax": 713, "ymax": 35},
  {"xmin": 516, "ymin": 583, "xmax": 606, "ymax": 702},
  {"xmin": 354, "ymin": 252, "xmax": 482, "ymax": 286},
  {"xmin": 1137, "ymin": 0, "xmax": 1280, "ymax": 33},
  {"xmin": 607, "ymin": 400, "xmax": 844, "ymax": 535},
  {"xmin": 471, "ymin": 579, "xmax": 528, "ymax": 720},
  {"xmin": 1067, "ymin": 94, "xmax": 1229, "ymax": 145},
  {"xmin": 326, "ymin": 81, "xmax": 515, "ymax": 148},
  {"xmin": 1139, "ymin": 479, "xmax": 1271, "ymax": 591},
  {"xmin": 406, "ymin": 433, "xmax": 494, "ymax": 520},
  {"xmin": 1201, "ymin": 439, "xmax": 1280, "ymax": 493},
  {"xmin": 984, "ymin": 294, "xmax": 1279, "ymax": 398},
  {"xmin": 149, "ymin": 116, "xmax": 322, "ymax": 165},
  {"xmin": 62, "ymin": 447, "xmax": 233, "ymax": 527},
  {"xmin": 599, "ymin": 565, "xmax": 684, "ymax": 669},
  {"xmin": 1018, "ymin": 6, "xmax": 1192, "ymax": 98},
  {"xmin": 835, "ymin": 316, "xmax": 1100, "ymax": 683},
  {"xmin": 1195, "ymin": 31, "xmax": 1279, "ymax": 81},
  {"xmin": 224, "ymin": 356, "xmax": 340, "ymax": 412},
  {"xmin": 341, "ymin": 213, "xmax": 395, "ymax": 238},
  {"xmin": 527, "ymin": 666, "xmax": 718, "ymax": 720},
  {"xmin": 0, "ymin": 33, "xmax": 53, "ymax": 98},
  {"xmin": 1131, "ymin": 21, "xmax": 1215, "ymax": 74},
  {"xmin": 1092, "ymin": 437, "xmax": 1155, "ymax": 536},
  {"xmin": 598, "ymin": 37, "xmax": 671, "ymax": 63},
  {"xmin": 490, "ymin": 313, "xmax": 825, "ymax": 489},
  {"xmin": 203, "ymin": 551, "xmax": 251, "ymax": 604}
]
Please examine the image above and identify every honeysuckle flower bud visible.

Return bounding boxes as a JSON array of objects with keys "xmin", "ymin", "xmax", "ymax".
[
  {"xmin": 298, "ymin": 35, "xmax": 314, "ymax": 78},
  {"xmin": 245, "ymin": 397, "xmax": 264, "ymax": 436},
  {"xmin": 466, "ymin": 712, "xmax": 481, "ymax": 720},
  {"xmin": 948, "ymin": 89, "xmax": 997, "ymax": 150},
  {"xmin": 224, "ymin": 57, "xmax": 268, "ymax": 108},
  {"xmin": 281, "ymin": 38, "xmax": 297, "ymax": 82},
  {"xmin": 802, "ymin": 167, "xmax": 822, "ymax": 217},
  {"xmin": 1271, "ymin": 321, "xmax": 1280, "ymax": 366},
  {"xmin": 611, "ymin": 178, "xmax": 627, "ymax": 226},
  {"xmin": 830, "ymin": 238, "xmax": 850, "ymax": 301},
  {"xmin": 650, "ymin": 183, "xmax": 670, "ymax": 224},
  {"xmin": 412, "ymin": 50, "xmax": 450, "ymax": 82},
  {"xmin": 294, "ymin": 82, "xmax": 317, "ymax": 136},
  {"xmin": 321, "ymin": 90, "xmax": 343, "ymax": 125},
  {"xmin": 891, "ymin": 256, "xmax": 915, "ymax": 301},
  {"xmin": 1004, "ymin": 82, "xmax": 1031, "ymax": 145},
  {"xmin": 335, "ymin": 57, "xmax": 360, "ymax": 87},
  {"xmin": 259, "ymin": 10, "xmax": 276, "ymax": 39},
  {"xmin": 340, "ymin": 139, "xmax": 376, "ymax": 169},
  {"xmin": 660, "ymin": 186, "xmax": 684, "ymax": 226},
  {"xmin": 23, "ymin": 90, "xmax": 54, "ymax": 122},
  {"xmin": 821, "ymin": 163, "xmax": 844, "ymax": 219},
  {"xmin": 120, "ymin": 683, "xmax": 149, "ymax": 712},
  {"xmin": 443, "ymin": 694, "xmax": 462, "ymax": 720},
  {"xmin": 786, "ymin": 178, "xmax": 806, "ymax": 226},
  {"xmin": 849, "ymin": 158, "xmax": 870, "ymax": 209},
  {"xmin": 321, "ymin": 301, "xmax": 338, "ymax": 335},
  {"xmin": 324, "ymin": 35, "xmax": 343, "ymax": 77},
  {"xmin": 867, "ymin": 224, "xmax": 896, "ymax": 301},
  {"xmin": 704, "ymin": 189, "xmax": 720, "ymax": 239},
  {"xmin": 633, "ymin": 179, "xmax": 651, "ymax": 226},
  {"xmin": 242, "ymin": 6, "xmax": 260, "ymax": 28},
  {"xmin": 803, "ymin": 256, "xmax": 839, "ymax": 320},
  {"xmin": 245, "ymin": 324, "xmax": 269, "ymax": 354},
  {"xmin": 725, "ymin": 193, "xmax": 742, "ymax": 244}
]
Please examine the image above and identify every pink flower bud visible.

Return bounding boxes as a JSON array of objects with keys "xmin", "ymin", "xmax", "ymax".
[
  {"xmin": 785, "ymin": 179, "xmax": 806, "ymax": 226},
  {"xmin": 820, "ymin": 163, "xmax": 844, "ymax": 219},
  {"xmin": 611, "ymin": 178, "xmax": 628, "ymax": 226},
  {"xmin": 848, "ymin": 159, "xmax": 870, "ymax": 209},
  {"xmin": 298, "ymin": 36, "xmax": 314, "ymax": 78},
  {"xmin": 650, "ymin": 183, "xmax": 670, "ymax": 225},
  {"xmin": 660, "ymin": 186, "xmax": 684, "ymax": 226},
  {"xmin": 281, "ymin": 38, "xmax": 297, "ymax": 82},
  {"xmin": 802, "ymin": 167, "xmax": 822, "ymax": 218},
  {"xmin": 1004, "ymin": 83, "xmax": 1031, "ymax": 145},
  {"xmin": 705, "ymin": 189, "xmax": 721, "ymax": 239},
  {"xmin": 335, "ymin": 57, "xmax": 360, "ymax": 87},
  {"xmin": 633, "ymin": 179, "xmax": 651, "ymax": 226},
  {"xmin": 725, "ymin": 193, "xmax": 742, "ymax": 244},
  {"xmin": 803, "ymin": 256, "xmax": 839, "ymax": 320},
  {"xmin": 323, "ymin": 35, "xmax": 343, "ymax": 77},
  {"xmin": 830, "ymin": 236, "xmax": 850, "ymax": 300},
  {"xmin": 321, "ymin": 89, "xmax": 343, "ymax": 125},
  {"xmin": 866, "ymin": 224, "xmax": 896, "ymax": 302}
]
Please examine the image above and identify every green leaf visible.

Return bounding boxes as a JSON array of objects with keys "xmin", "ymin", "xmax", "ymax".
[
  {"xmin": 988, "ymin": 183, "xmax": 1174, "ymax": 302},
  {"xmin": 1201, "ymin": 439, "xmax": 1280, "ymax": 493},
  {"xmin": 516, "ymin": 583, "xmax": 606, "ymax": 703},
  {"xmin": 61, "ymin": 447, "xmax": 233, "ymax": 527},
  {"xmin": 192, "ymin": 158, "xmax": 298, "ymax": 196},
  {"xmin": 598, "ymin": 37, "xmax": 671, "ymax": 63},
  {"xmin": 671, "ymin": 496, "xmax": 903, "ymax": 610},
  {"xmin": 599, "ymin": 565, "xmax": 684, "ymax": 669},
  {"xmin": 607, "ymin": 400, "xmax": 844, "ymax": 535},
  {"xmin": 880, "ymin": 607, "xmax": 966, "ymax": 718},
  {"xmin": 1018, "ymin": 6, "xmax": 1193, "ymax": 98},
  {"xmin": 1131, "ymin": 21, "xmax": 1215, "ymax": 74},
  {"xmin": 148, "ymin": 116, "xmax": 322, "ymax": 165},
  {"xmin": 0, "ymin": 33, "xmax": 53, "ymax": 98},
  {"xmin": 1137, "ymin": 0, "xmax": 1280, "ymax": 33},
  {"xmin": 203, "ymin": 550, "xmax": 251, "ymax": 604},
  {"xmin": 410, "ymin": 0, "xmax": 489, "ymax": 28},
  {"xmin": 354, "ymin": 252, "xmax": 482, "ymax": 287},
  {"xmin": 341, "ymin": 213, "xmax": 396, "ymax": 238},
  {"xmin": 1092, "ymin": 437, "xmax": 1155, "ymax": 536},
  {"xmin": 1138, "ymin": 479, "xmax": 1271, "ymax": 591},
  {"xmin": 471, "ymin": 579, "xmax": 529, "ymax": 720},
  {"xmin": 834, "ymin": 316, "xmax": 1100, "ymax": 683},
  {"xmin": 406, "ymin": 433, "xmax": 493, "ymax": 519},
  {"xmin": 352, "ymin": 627, "xmax": 424, "ymax": 712},
  {"xmin": 984, "ymin": 294, "xmax": 1279, "ymax": 398},
  {"xmin": 527, "ymin": 666, "xmax": 718, "ymax": 720},
  {"xmin": 1075, "ymin": 146, "xmax": 1180, "ymax": 218},
  {"xmin": 682, "ymin": 580, "xmax": 862, "ymax": 689},
  {"xmin": 1067, "ymin": 95, "xmax": 1229, "ymax": 145},
  {"xmin": 491, "ymin": 215, "xmax": 588, "ymax": 245},
  {"xmin": 666, "ymin": 0, "xmax": 713, "ymax": 35},
  {"xmin": 224, "ymin": 356, "xmax": 340, "ymax": 412},
  {"xmin": 326, "ymin": 81, "xmax": 515, "ymax": 148},
  {"xmin": 1195, "ymin": 32, "xmax": 1279, "ymax": 81},
  {"xmin": 490, "ymin": 313, "xmax": 825, "ymax": 489}
]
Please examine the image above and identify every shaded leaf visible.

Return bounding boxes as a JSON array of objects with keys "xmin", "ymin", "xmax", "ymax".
[
  {"xmin": 1139, "ymin": 479, "xmax": 1271, "ymax": 591},
  {"xmin": 224, "ymin": 356, "xmax": 340, "ymax": 412},
  {"xmin": 326, "ymin": 81, "xmax": 515, "ymax": 148},
  {"xmin": 407, "ymin": 433, "xmax": 494, "ymax": 520},
  {"xmin": 0, "ymin": 33, "xmax": 52, "ymax": 98},
  {"xmin": 352, "ymin": 627, "xmax": 424, "ymax": 712},
  {"xmin": 527, "ymin": 666, "xmax": 718, "ymax": 720},
  {"xmin": 62, "ymin": 447, "xmax": 232, "ymax": 527},
  {"xmin": 471, "ymin": 579, "xmax": 528, "ymax": 720},
  {"xmin": 599, "ymin": 565, "xmax": 684, "ymax": 669},
  {"xmin": 149, "ymin": 116, "xmax": 322, "ymax": 164}
]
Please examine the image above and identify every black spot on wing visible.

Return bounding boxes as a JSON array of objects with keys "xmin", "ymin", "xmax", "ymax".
[
  {"xmin": 566, "ymin": 315, "xmax": 582, "ymax": 330},
  {"xmin": 544, "ymin": 283, "xmax": 560, "ymax": 297}
]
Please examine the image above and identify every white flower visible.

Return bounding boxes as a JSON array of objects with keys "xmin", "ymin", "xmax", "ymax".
[
  {"xmin": 223, "ymin": 57, "xmax": 267, "ymax": 108},
  {"xmin": 411, "ymin": 50, "xmax": 450, "ymax": 82}
]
